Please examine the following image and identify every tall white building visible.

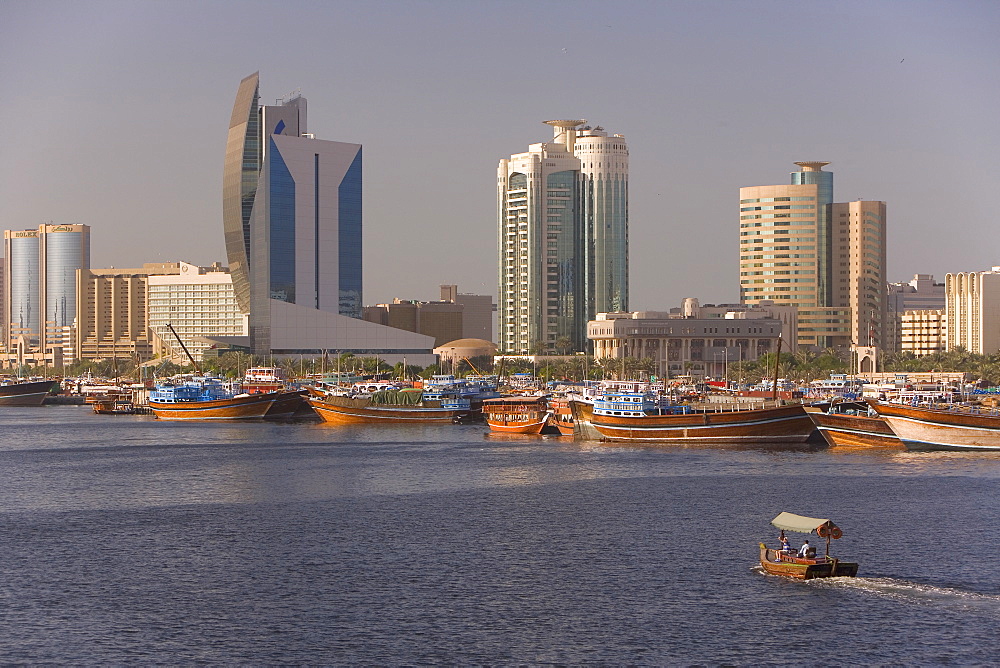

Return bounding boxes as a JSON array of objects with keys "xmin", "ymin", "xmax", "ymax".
[{"xmin": 497, "ymin": 120, "xmax": 628, "ymax": 354}]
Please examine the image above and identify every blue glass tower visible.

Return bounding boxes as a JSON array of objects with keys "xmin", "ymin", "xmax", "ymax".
[{"xmin": 225, "ymin": 74, "xmax": 363, "ymax": 354}]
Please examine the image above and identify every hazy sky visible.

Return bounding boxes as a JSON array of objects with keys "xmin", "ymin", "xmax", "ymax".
[{"xmin": 2, "ymin": 0, "xmax": 999, "ymax": 311}]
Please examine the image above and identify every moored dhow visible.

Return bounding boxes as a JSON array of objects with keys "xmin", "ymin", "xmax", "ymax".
[
  {"xmin": 308, "ymin": 387, "xmax": 472, "ymax": 425},
  {"xmin": 805, "ymin": 401, "xmax": 902, "ymax": 449},
  {"xmin": 0, "ymin": 378, "xmax": 60, "ymax": 406},
  {"xmin": 589, "ymin": 391, "xmax": 815, "ymax": 444},
  {"xmin": 870, "ymin": 401, "xmax": 1000, "ymax": 451},
  {"xmin": 149, "ymin": 378, "xmax": 277, "ymax": 420},
  {"xmin": 483, "ymin": 397, "xmax": 550, "ymax": 434}
]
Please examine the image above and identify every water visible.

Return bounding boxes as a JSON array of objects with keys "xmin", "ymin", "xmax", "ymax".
[{"xmin": 2, "ymin": 407, "xmax": 999, "ymax": 664}]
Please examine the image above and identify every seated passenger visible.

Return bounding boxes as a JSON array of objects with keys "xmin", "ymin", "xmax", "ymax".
[
  {"xmin": 780, "ymin": 535, "xmax": 792, "ymax": 553},
  {"xmin": 798, "ymin": 540, "xmax": 813, "ymax": 558}
]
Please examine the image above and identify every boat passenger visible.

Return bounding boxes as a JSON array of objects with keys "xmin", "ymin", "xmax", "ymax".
[
  {"xmin": 780, "ymin": 535, "xmax": 792, "ymax": 553},
  {"xmin": 798, "ymin": 540, "xmax": 813, "ymax": 558}
]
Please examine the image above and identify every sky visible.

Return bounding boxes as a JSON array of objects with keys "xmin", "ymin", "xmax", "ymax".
[{"xmin": 2, "ymin": 0, "xmax": 999, "ymax": 312}]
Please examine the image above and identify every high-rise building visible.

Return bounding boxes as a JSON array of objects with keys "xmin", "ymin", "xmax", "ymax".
[
  {"xmin": 4, "ymin": 229, "xmax": 41, "ymax": 349},
  {"xmin": 3, "ymin": 224, "xmax": 90, "ymax": 365},
  {"xmin": 497, "ymin": 120, "xmax": 628, "ymax": 354},
  {"xmin": 223, "ymin": 73, "xmax": 435, "ymax": 364},
  {"xmin": 945, "ymin": 266, "xmax": 1000, "ymax": 355},
  {"xmin": 740, "ymin": 162, "xmax": 885, "ymax": 350},
  {"xmin": 829, "ymin": 200, "xmax": 886, "ymax": 349}
]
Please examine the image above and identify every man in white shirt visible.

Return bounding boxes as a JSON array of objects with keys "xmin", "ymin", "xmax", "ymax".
[{"xmin": 798, "ymin": 540, "xmax": 812, "ymax": 558}]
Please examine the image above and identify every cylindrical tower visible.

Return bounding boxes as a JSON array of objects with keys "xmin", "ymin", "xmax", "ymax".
[
  {"xmin": 4, "ymin": 230, "xmax": 41, "ymax": 346},
  {"xmin": 575, "ymin": 126, "xmax": 629, "ymax": 316}
]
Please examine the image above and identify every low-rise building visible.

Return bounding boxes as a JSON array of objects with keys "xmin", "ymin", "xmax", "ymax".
[
  {"xmin": 899, "ymin": 309, "xmax": 946, "ymax": 357},
  {"xmin": 588, "ymin": 309, "xmax": 785, "ymax": 380},
  {"xmin": 886, "ymin": 274, "xmax": 945, "ymax": 353}
]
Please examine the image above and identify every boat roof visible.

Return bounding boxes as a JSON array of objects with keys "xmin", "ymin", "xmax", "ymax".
[{"xmin": 771, "ymin": 512, "xmax": 836, "ymax": 534}]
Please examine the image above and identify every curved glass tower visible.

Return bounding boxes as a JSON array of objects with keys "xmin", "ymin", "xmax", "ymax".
[
  {"xmin": 224, "ymin": 73, "xmax": 363, "ymax": 354},
  {"xmin": 223, "ymin": 72, "xmax": 261, "ymax": 314}
]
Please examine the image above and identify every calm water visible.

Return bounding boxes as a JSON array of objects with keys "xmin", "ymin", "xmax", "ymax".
[{"xmin": 1, "ymin": 407, "xmax": 999, "ymax": 665}]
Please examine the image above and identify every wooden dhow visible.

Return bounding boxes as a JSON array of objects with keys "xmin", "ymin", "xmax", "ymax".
[
  {"xmin": 805, "ymin": 401, "xmax": 902, "ymax": 449},
  {"xmin": 759, "ymin": 512, "xmax": 859, "ymax": 580},
  {"xmin": 307, "ymin": 387, "xmax": 472, "ymax": 425},
  {"xmin": 0, "ymin": 378, "xmax": 60, "ymax": 406},
  {"xmin": 870, "ymin": 401, "xmax": 1000, "ymax": 451},
  {"xmin": 483, "ymin": 397, "xmax": 550, "ymax": 434},
  {"xmin": 589, "ymin": 392, "xmax": 815, "ymax": 444},
  {"xmin": 148, "ymin": 379, "xmax": 277, "ymax": 420}
]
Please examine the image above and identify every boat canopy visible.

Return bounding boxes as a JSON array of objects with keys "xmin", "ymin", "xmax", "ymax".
[{"xmin": 771, "ymin": 512, "xmax": 835, "ymax": 534}]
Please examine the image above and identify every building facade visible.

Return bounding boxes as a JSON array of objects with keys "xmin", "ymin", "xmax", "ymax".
[
  {"xmin": 886, "ymin": 274, "xmax": 945, "ymax": 353},
  {"xmin": 362, "ymin": 299, "xmax": 464, "ymax": 347},
  {"xmin": 588, "ymin": 310, "xmax": 784, "ymax": 380},
  {"xmin": 439, "ymin": 284, "xmax": 494, "ymax": 342},
  {"xmin": 899, "ymin": 309, "xmax": 946, "ymax": 357},
  {"xmin": 75, "ymin": 263, "xmax": 181, "ymax": 362},
  {"xmin": 498, "ymin": 120, "xmax": 628, "ymax": 354},
  {"xmin": 147, "ymin": 262, "xmax": 246, "ymax": 362},
  {"xmin": 945, "ymin": 267, "xmax": 1000, "ymax": 355},
  {"xmin": 740, "ymin": 162, "xmax": 885, "ymax": 350}
]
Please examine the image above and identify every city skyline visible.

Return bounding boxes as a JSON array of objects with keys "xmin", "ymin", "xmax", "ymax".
[{"xmin": 2, "ymin": 1, "xmax": 999, "ymax": 312}]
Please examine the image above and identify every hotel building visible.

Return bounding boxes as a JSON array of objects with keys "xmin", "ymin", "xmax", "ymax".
[
  {"xmin": 498, "ymin": 120, "xmax": 628, "ymax": 354},
  {"xmin": 223, "ymin": 72, "xmax": 434, "ymax": 364},
  {"xmin": 147, "ymin": 262, "xmax": 246, "ymax": 362},
  {"xmin": 740, "ymin": 163, "xmax": 885, "ymax": 350},
  {"xmin": 945, "ymin": 266, "xmax": 1000, "ymax": 355}
]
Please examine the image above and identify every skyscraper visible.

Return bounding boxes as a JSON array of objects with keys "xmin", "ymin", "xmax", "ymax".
[
  {"xmin": 739, "ymin": 162, "xmax": 885, "ymax": 349},
  {"xmin": 224, "ymin": 72, "xmax": 364, "ymax": 354},
  {"xmin": 3, "ymin": 223, "xmax": 89, "ymax": 365},
  {"xmin": 497, "ymin": 120, "xmax": 628, "ymax": 354},
  {"xmin": 223, "ymin": 73, "xmax": 434, "ymax": 363}
]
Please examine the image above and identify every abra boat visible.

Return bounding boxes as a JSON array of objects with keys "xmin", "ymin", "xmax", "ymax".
[
  {"xmin": 148, "ymin": 378, "xmax": 277, "ymax": 420},
  {"xmin": 0, "ymin": 378, "xmax": 60, "ymax": 406},
  {"xmin": 307, "ymin": 387, "xmax": 472, "ymax": 425},
  {"xmin": 870, "ymin": 401, "xmax": 1000, "ymax": 451},
  {"xmin": 759, "ymin": 512, "xmax": 859, "ymax": 579},
  {"xmin": 805, "ymin": 401, "xmax": 901, "ymax": 449},
  {"xmin": 589, "ymin": 391, "xmax": 814, "ymax": 444},
  {"xmin": 483, "ymin": 397, "xmax": 550, "ymax": 434}
]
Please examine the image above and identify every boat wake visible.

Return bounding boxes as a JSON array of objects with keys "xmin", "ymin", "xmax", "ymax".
[{"xmin": 811, "ymin": 576, "xmax": 1000, "ymax": 613}]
